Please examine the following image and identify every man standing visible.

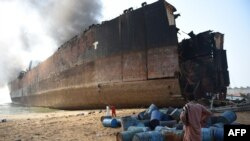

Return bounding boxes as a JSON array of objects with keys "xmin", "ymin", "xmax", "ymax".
[
  {"xmin": 180, "ymin": 96, "xmax": 212, "ymax": 141},
  {"xmin": 110, "ymin": 105, "xmax": 116, "ymax": 117}
]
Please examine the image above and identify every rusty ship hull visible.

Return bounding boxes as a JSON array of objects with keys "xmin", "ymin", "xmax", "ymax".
[{"xmin": 9, "ymin": 0, "xmax": 229, "ymax": 109}]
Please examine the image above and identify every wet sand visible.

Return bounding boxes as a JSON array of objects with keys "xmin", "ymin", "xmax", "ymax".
[{"xmin": 0, "ymin": 109, "xmax": 250, "ymax": 141}]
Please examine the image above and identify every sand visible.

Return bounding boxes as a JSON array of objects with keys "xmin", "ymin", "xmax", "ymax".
[
  {"xmin": 0, "ymin": 109, "xmax": 144, "ymax": 141},
  {"xmin": 0, "ymin": 109, "xmax": 250, "ymax": 141}
]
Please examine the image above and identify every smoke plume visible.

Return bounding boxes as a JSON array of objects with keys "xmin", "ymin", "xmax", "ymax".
[
  {"xmin": 29, "ymin": 0, "xmax": 102, "ymax": 44},
  {"xmin": 0, "ymin": 0, "xmax": 102, "ymax": 87}
]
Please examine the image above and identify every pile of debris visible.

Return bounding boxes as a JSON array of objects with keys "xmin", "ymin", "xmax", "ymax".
[
  {"xmin": 212, "ymin": 95, "xmax": 250, "ymax": 112},
  {"xmin": 212, "ymin": 102, "xmax": 250, "ymax": 112},
  {"xmin": 116, "ymin": 104, "xmax": 183, "ymax": 141},
  {"xmin": 101, "ymin": 104, "xmax": 239, "ymax": 141}
]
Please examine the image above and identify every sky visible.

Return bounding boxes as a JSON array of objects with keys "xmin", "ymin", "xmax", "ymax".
[{"xmin": 0, "ymin": 0, "xmax": 249, "ymax": 103}]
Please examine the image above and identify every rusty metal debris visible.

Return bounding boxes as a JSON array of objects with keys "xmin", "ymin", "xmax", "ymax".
[
  {"xmin": 179, "ymin": 31, "xmax": 230, "ymax": 100},
  {"xmin": 212, "ymin": 102, "xmax": 250, "ymax": 112}
]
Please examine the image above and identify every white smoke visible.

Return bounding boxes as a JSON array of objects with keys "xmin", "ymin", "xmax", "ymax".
[{"xmin": 0, "ymin": 0, "xmax": 102, "ymax": 87}]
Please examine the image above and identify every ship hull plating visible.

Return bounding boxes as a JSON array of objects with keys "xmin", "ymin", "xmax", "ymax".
[
  {"xmin": 9, "ymin": 0, "xmax": 229, "ymax": 109},
  {"xmin": 11, "ymin": 79, "xmax": 185, "ymax": 109}
]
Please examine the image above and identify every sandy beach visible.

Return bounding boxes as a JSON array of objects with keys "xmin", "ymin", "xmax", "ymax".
[
  {"xmin": 0, "ymin": 108, "xmax": 144, "ymax": 141},
  {"xmin": 0, "ymin": 109, "xmax": 250, "ymax": 141}
]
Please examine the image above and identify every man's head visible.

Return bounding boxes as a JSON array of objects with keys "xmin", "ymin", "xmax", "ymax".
[{"xmin": 188, "ymin": 94, "xmax": 195, "ymax": 102}]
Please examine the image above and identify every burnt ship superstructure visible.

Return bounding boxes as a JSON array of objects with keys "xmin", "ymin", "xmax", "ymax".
[{"xmin": 9, "ymin": 0, "xmax": 229, "ymax": 109}]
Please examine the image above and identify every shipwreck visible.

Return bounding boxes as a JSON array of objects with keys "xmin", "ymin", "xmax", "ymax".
[{"xmin": 9, "ymin": 0, "xmax": 229, "ymax": 109}]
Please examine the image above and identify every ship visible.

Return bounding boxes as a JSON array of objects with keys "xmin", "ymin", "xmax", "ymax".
[{"xmin": 8, "ymin": 0, "xmax": 229, "ymax": 109}]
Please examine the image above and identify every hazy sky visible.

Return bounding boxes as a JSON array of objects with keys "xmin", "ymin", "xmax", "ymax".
[{"xmin": 0, "ymin": 0, "xmax": 249, "ymax": 103}]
